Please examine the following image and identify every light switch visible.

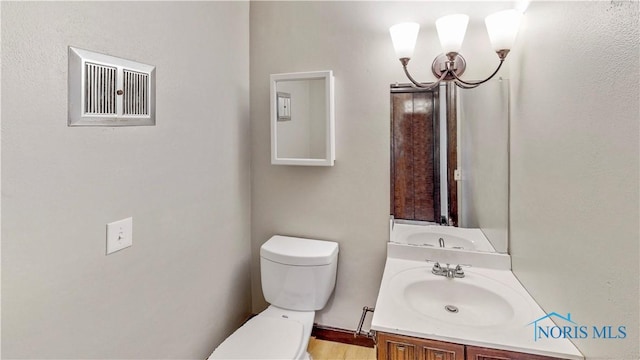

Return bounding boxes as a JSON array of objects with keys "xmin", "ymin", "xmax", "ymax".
[{"xmin": 106, "ymin": 217, "xmax": 133, "ymax": 254}]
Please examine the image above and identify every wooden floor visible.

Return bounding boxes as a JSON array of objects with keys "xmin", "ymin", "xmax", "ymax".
[{"xmin": 307, "ymin": 338, "xmax": 376, "ymax": 360}]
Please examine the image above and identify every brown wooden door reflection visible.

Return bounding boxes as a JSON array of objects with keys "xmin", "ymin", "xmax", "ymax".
[{"xmin": 391, "ymin": 90, "xmax": 440, "ymax": 222}]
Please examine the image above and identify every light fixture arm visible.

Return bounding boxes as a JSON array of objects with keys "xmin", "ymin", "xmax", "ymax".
[
  {"xmin": 453, "ymin": 79, "xmax": 480, "ymax": 89},
  {"xmin": 449, "ymin": 50, "xmax": 508, "ymax": 86},
  {"xmin": 399, "ymin": 49, "xmax": 509, "ymax": 90},
  {"xmin": 400, "ymin": 57, "xmax": 449, "ymax": 91},
  {"xmin": 450, "ymin": 58, "xmax": 504, "ymax": 86}
]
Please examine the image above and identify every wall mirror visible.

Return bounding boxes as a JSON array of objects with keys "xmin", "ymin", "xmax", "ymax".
[
  {"xmin": 390, "ymin": 79, "xmax": 509, "ymax": 253},
  {"xmin": 270, "ymin": 71, "xmax": 335, "ymax": 166}
]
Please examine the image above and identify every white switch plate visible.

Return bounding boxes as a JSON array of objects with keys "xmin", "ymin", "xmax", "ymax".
[{"xmin": 106, "ymin": 217, "xmax": 133, "ymax": 255}]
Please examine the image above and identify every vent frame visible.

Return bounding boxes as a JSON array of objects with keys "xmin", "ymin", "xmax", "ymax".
[{"xmin": 68, "ymin": 46, "xmax": 156, "ymax": 126}]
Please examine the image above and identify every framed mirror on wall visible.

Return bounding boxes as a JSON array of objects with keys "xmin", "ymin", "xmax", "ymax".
[
  {"xmin": 389, "ymin": 79, "xmax": 509, "ymax": 253},
  {"xmin": 270, "ymin": 70, "xmax": 335, "ymax": 166}
]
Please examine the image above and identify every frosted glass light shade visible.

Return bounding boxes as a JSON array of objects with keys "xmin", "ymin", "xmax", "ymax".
[
  {"xmin": 390, "ymin": 23, "xmax": 420, "ymax": 59},
  {"xmin": 485, "ymin": 9, "xmax": 523, "ymax": 51},
  {"xmin": 435, "ymin": 14, "xmax": 469, "ymax": 54}
]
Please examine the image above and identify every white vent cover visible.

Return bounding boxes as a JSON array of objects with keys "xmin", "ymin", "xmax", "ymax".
[{"xmin": 68, "ymin": 47, "xmax": 155, "ymax": 126}]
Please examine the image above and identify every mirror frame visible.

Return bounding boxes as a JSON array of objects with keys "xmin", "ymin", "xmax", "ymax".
[{"xmin": 270, "ymin": 70, "xmax": 335, "ymax": 166}]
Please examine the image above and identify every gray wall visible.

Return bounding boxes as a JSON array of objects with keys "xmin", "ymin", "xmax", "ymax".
[
  {"xmin": 509, "ymin": 2, "xmax": 639, "ymax": 359},
  {"xmin": 458, "ymin": 80, "xmax": 509, "ymax": 253},
  {"xmin": 252, "ymin": 2, "xmax": 640, "ymax": 358},
  {"xmin": 250, "ymin": 1, "xmax": 508, "ymax": 330},
  {"xmin": 275, "ymin": 79, "xmax": 326, "ymax": 159},
  {"xmin": 4, "ymin": 2, "xmax": 637, "ymax": 359},
  {"xmin": 1, "ymin": 2, "xmax": 251, "ymax": 358}
]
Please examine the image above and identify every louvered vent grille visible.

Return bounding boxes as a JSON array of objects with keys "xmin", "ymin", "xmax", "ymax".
[
  {"xmin": 123, "ymin": 69, "xmax": 149, "ymax": 116},
  {"xmin": 85, "ymin": 62, "xmax": 117, "ymax": 115},
  {"xmin": 69, "ymin": 47, "xmax": 155, "ymax": 126}
]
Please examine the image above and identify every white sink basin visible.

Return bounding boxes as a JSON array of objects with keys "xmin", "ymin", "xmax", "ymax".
[
  {"xmin": 405, "ymin": 233, "xmax": 474, "ymax": 250},
  {"xmin": 390, "ymin": 223, "xmax": 496, "ymax": 252},
  {"xmin": 389, "ymin": 267, "xmax": 532, "ymax": 328},
  {"xmin": 372, "ymin": 258, "xmax": 584, "ymax": 360}
]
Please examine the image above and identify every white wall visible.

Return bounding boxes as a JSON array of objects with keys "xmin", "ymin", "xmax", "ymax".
[
  {"xmin": 1, "ymin": 2, "xmax": 251, "ymax": 358},
  {"xmin": 458, "ymin": 80, "xmax": 509, "ymax": 253},
  {"xmin": 6, "ymin": 2, "xmax": 634, "ymax": 359},
  {"xmin": 309, "ymin": 80, "xmax": 327, "ymax": 159},
  {"xmin": 276, "ymin": 81, "xmax": 313, "ymax": 158},
  {"xmin": 509, "ymin": 1, "xmax": 639, "ymax": 359},
  {"xmin": 276, "ymin": 79, "xmax": 327, "ymax": 159},
  {"xmin": 250, "ymin": 1, "xmax": 510, "ymax": 330}
]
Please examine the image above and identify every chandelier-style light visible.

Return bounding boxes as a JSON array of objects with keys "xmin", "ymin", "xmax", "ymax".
[{"xmin": 390, "ymin": 9, "xmax": 523, "ymax": 90}]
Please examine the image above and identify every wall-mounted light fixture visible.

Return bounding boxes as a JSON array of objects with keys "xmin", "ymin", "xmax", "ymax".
[{"xmin": 390, "ymin": 9, "xmax": 522, "ymax": 90}]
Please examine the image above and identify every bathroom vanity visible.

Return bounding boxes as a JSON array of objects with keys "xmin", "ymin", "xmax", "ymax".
[
  {"xmin": 379, "ymin": 77, "xmax": 583, "ymax": 360},
  {"xmin": 377, "ymin": 332, "xmax": 566, "ymax": 360},
  {"xmin": 371, "ymin": 235, "xmax": 583, "ymax": 360}
]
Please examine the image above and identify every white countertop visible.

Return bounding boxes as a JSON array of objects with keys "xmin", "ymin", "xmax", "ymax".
[{"xmin": 371, "ymin": 257, "xmax": 584, "ymax": 360}]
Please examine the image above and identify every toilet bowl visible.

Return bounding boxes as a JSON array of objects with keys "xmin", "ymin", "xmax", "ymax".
[
  {"xmin": 209, "ymin": 235, "xmax": 339, "ymax": 360},
  {"xmin": 209, "ymin": 306, "xmax": 314, "ymax": 360}
]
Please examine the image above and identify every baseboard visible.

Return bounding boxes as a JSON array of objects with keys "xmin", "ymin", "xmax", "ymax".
[{"xmin": 311, "ymin": 325, "xmax": 375, "ymax": 348}]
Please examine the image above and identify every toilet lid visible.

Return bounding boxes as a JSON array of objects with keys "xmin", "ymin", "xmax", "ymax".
[{"xmin": 209, "ymin": 315, "xmax": 304, "ymax": 359}]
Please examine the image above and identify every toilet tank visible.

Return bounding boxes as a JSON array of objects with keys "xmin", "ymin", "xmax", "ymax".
[{"xmin": 260, "ymin": 235, "xmax": 339, "ymax": 311}]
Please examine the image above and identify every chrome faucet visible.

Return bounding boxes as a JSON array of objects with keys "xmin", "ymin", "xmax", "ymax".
[
  {"xmin": 438, "ymin": 237, "xmax": 445, "ymax": 248},
  {"xmin": 446, "ymin": 267, "xmax": 455, "ymax": 278},
  {"xmin": 431, "ymin": 262, "xmax": 465, "ymax": 278}
]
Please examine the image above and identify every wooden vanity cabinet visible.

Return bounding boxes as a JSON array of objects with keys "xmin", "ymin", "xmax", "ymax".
[
  {"xmin": 377, "ymin": 332, "xmax": 464, "ymax": 360},
  {"xmin": 377, "ymin": 333, "xmax": 566, "ymax": 360},
  {"xmin": 466, "ymin": 345, "xmax": 563, "ymax": 360}
]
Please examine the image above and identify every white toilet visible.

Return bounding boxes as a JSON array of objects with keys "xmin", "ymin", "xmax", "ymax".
[{"xmin": 209, "ymin": 235, "xmax": 339, "ymax": 360}]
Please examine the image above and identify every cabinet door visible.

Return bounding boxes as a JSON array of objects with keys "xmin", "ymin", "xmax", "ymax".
[
  {"xmin": 388, "ymin": 342, "xmax": 418, "ymax": 360},
  {"xmin": 377, "ymin": 333, "xmax": 418, "ymax": 360},
  {"xmin": 466, "ymin": 346, "xmax": 567, "ymax": 360},
  {"xmin": 422, "ymin": 346, "xmax": 460, "ymax": 360},
  {"xmin": 420, "ymin": 339, "xmax": 464, "ymax": 360},
  {"xmin": 377, "ymin": 332, "xmax": 464, "ymax": 360}
]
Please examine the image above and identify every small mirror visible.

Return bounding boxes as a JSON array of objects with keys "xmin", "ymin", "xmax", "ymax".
[{"xmin": 270, "ymin": 71, "xmax": 335, "ymax": 166}]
